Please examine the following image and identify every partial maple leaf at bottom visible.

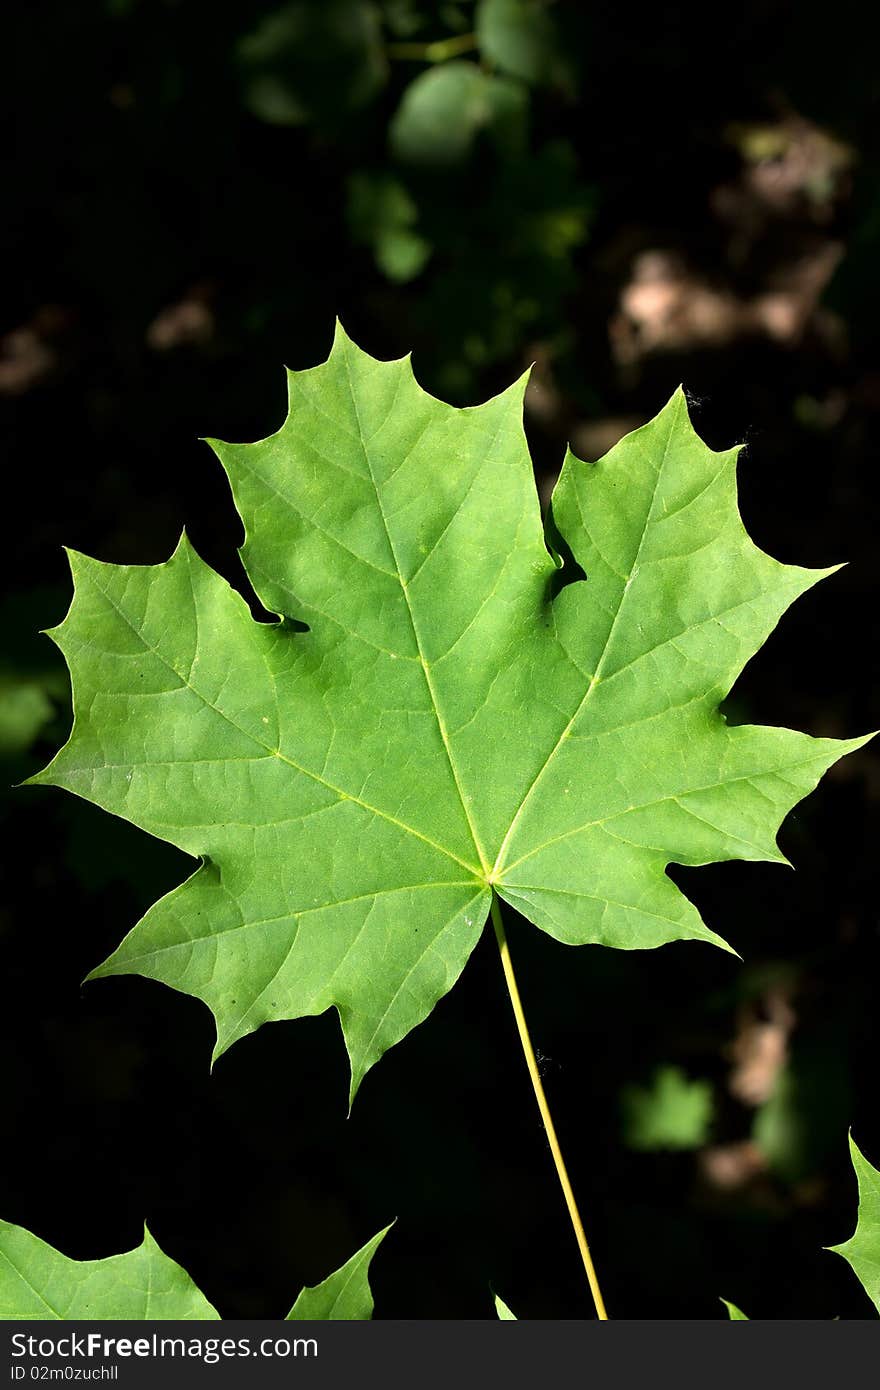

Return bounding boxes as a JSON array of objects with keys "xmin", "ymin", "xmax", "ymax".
[
  {"xmin": 0, "ymin": 1218, "xmax": 389, "ymax": 1319},
  {"xmin": 29, "ymin": 324, "xmax": 871, "ymax": 1099}
]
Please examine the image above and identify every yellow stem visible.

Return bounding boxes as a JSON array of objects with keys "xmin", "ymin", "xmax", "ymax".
[{"xmin": 490, "ymin": 892, "xmax": 609, "ymax": 1320}]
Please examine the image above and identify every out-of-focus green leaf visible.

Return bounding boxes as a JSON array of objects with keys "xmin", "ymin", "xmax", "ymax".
[
  {"xmin": 0, "ymin": 677, "xmax": 54, "ymax": 758},
  {"xmin": 347, "ymin": 172, "xmax": 431, "ymax": 282},
  {"xmin": 752, "ymin": 1038, "xmax": 850, "ymax": 1183},
  {"xmin": 288, "ymin": 1226, "xmax": 390, "ymax": 1320},
  {"xmin": 476, "ymin": 0, "xmax": 569, "ymax": 87},
  {"xmin": 381, "ymin": 0, "xmax": 425, "ymax": 38},
  {"xmin": 389, "ymin": 64, "xmax": 529, "ymax": 168},
  {"xmin": 827, "ymin": 1135, "xmax": 880, "ymax": 1313},
  {"xmin": 752, "ymin": 1064, "xmax": 803, "ymax": 1180},
  {"xmin": 375, "ymin": 228, "xmax": 432, "ymax": 282},
  {"xmin": 0, "ymin": 589, "xmax": 70, "ymax": 766},
  {"xmin": 482, "ymin": 74, "xmax": 530, "ymax": 156},
  {"xmin": 390, "ymin": 62, "xmax": 490, "ymax": 164},
  {"xmin": 621, "ymin": 1066, "xmax": 713, "ymax": 1151},
  {"xmin": 237, "ymin": 1, "xmax": 386, "ymax": 127}
]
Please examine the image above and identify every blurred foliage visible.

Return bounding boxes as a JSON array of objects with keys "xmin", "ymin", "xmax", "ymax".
[
  {"xmin": 232, "ymin": 0, "xmax": 593, "ymax": 393},
  {"xmin": 237, "ymin": 1, "xmax": 387, "ymax": 128},
  {"xmin": 476, "ymin": 0, "xmax": 571, "ymax": 88},
  {"xmin": 346, "ymin": 172, "xmax": 431, "ymax": 282},
  {"xmin": 752, "ymin": 1037, "xmax": 852, "ymax": 1185},
  {"xmin": 390, "ymin": 63, "xmax": 495, "ymax": 165},
  {"xmin": 0, "ymin": 678, "xmax": 54, "ymax": 762},
  {"xmin": 622, "ymin": 1067, "xmax": 714, "ymax": 1152},
  {"xmin": 0, "ymin": 591, "xmax": 69, "ymax": 776}
]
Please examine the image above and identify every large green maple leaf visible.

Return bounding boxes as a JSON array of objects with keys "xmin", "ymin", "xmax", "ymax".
[
  {"xmin": 31, "ymin": 325, "xmax": 867, "ymax": 1098},
  {"xmin": 0, "ymin": 1218, "xmax": 388, "ymax": 1319}
]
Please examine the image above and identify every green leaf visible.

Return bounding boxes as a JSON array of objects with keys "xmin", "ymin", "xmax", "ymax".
[
  {"xmin": 287, "ymin": 1225, "xmax": 390, "ymax": 1320},
  {"xmin": 0, "ymin": 1221, "xmax": 219, "ymax": 1320},
  {"xmin": 721, "ymin": 1298, "xmax": 749, "ymax": 1320},
  {"xmin": 32, "ymin": 326, "xmax": 869, "ymax": 1100},
  {"xmin": 346, "ymin": 172, "xmax": 432, "ymax": 283},
  {"xmin": 390, "ymin": 62, "xmax": 512, "ymax": 165},
  {"xmin": 476, "ymin": 0, "xmax": 568, "ymax": 87},
  {"xmin": 494, "ymin": 1293, "xmax": 517, "ymax": 1319},
  {"xmin": 621, "ymin": 1065, "xmax": 713, "ymax": 1151},
  {"xmin": 827, "ymin": 1135, "xmax": 880, "ymax": 1313},
  {"xmin": 0, "ymin": 676, "xmax": 54, "ymax": 758},
  {"xmin": 0, "ymin": 1218, "xmax": 389, "ymax": 1320}
]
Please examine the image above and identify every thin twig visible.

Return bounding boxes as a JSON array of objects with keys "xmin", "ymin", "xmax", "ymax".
[{"xmin": 387, "ymin": 33, "xmax": 478, "ymax": 63}]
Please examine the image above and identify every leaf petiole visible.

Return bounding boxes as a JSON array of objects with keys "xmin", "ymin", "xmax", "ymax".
[
  {"xmin": 490, "ymin": 891, "xmax": 609, "ymax": 1320},
  {"xmin": 386, "ymin": 34, "xmax": 478, "ymax": 64}
]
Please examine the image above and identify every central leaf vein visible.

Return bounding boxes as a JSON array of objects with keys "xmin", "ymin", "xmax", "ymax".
[
  {"xmin": 340, "ymin": 347, "xmax": 493, "ymax": 875},
  {"xmin": 491, "ymin": 393, "xmax": 683, "ymax": 878}
]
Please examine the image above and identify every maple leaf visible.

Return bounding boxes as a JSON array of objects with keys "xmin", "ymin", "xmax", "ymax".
[
  {"xmin": 31, "ymin": 325, "xmax": 868, "ymax": 1098},
  {"xmin": 0, "ymin": 1221, "xmax": 218, "ymax": 1319},
  {"xmin": 827, "ymin": 1134, "xmax": 880, "ymax": 1314},
  {"xmin": 287, "ymin": 1224, "xmax": 389, "ymax": 1319},
  {"xmin": 0, "ymin": 1218, "xmax": 388, "ymax": 1320}
]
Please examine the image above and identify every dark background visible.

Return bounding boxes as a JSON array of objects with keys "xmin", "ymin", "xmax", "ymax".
[{"xmin": 2, "ymin": 0, "xmax": 878, "ymax": 1319}]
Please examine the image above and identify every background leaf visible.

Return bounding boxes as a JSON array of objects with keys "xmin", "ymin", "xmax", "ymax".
[
  {"xmin": 390, "ymin": 62, "xmax": 494, "ymax": 164},
  {"xmin": 236, "ymin": 0, "xmax": 386, "ymax": 128},
  {"xmin": 475, "ymin": 0, "xmax": 570, "ymax": 87},
  {"xmin": 346, "ymin": 172, "xmax": 432, "ymax": 283},
  {"xmin": 621, "ymin": 1066, "xmax": 713, "ymax": 1151}
]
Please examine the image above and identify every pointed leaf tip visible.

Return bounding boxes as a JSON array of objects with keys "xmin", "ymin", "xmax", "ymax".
[
  {"xmin": 0, "ymin": 1217, "xmax": 220, "ymax": 1319},
  {"xmin": 720, "ymin": 1298, "xmax": 749, "ymax": 1320},
  {"xmin": 826, "ymin": 1134, "xmax": 880, "ymax": 1313},
  {"xmin": 287, "ymin": 1223, "xmax": 392, "ymax": 1321},
  {"xmin": 494, "ymin": 1293, "xmax": 517, "ymax": 1320}
]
